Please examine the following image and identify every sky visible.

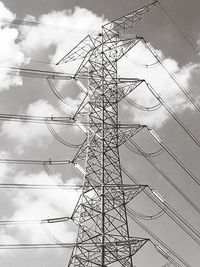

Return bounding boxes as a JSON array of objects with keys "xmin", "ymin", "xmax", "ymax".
[{"xmin": 0, "ymin": 0, "xmax": 200, "ymax": 266}]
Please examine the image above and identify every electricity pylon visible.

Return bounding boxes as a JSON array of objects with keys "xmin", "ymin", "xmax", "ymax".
[{"xmin": 57, "ymin": 2, "xmax": 158, "ymax": 266}]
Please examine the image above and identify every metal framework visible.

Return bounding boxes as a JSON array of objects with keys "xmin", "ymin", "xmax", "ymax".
[{"xmin": 57, "ymin": 2, "xmax": 158, "ymax": 267}]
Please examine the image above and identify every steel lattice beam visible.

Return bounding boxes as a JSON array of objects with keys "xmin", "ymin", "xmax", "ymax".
[{"xmin": 57, "ymin": 2, "xmax": 158, "ymax": 267}]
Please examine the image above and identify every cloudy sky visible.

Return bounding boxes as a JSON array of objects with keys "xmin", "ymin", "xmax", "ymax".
[{"xmin": 0, "ymin": 0, "xmax": 200, "ymax": 266}]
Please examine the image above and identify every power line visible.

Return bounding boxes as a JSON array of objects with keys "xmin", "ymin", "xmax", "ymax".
[
  {"xmin": 0, "ymin": 113, "xmax": 80, "ymax": 129},
  {"xmin": 150, "ymin": 190, "xmax": 200, "ymax": 246},
  {"xmin": 128, "ymin": 208, "xmax": 165, "ymax": 220},
  {"xmin": 0, "ymin": 216, "xmax": 71, "ymax": 226},
  {"xmin": 149, "ymin": 185, "xmax": 200, "ymax": 245},
  {"xmin": 125, "ymin": 53, "xmax": 160, "ymax": 68},
  {"xmin": 0, "ymin": 113, "xmax": 143, "ymax": 132},
  {"xmin": 125, "ymin": 94, "xmax": 162, "ymax": 112},
  {"xmin": 148, "ymin": 128, "xmax": 200, "ymax": 187},
  {"xmin": 127, "ymin": 209, "xmax": 192, "ymax": 267},
  {"xmin": 41, "ymin": 223, "xmax": 65, "ymax": 245},
  {"xmin": 28, "ymin": 58, "xmax": 56, "ymax": 65},
  {"xmin": 124, "ymin": 57, "xmax": 200, "ymax": 151},
  {"xmin": 47, "ymin": 78, "xmax": 79, "ymax": 107},
  {"xmin": 125, "ymin": 139, "xmax": 200, "ymax": 215},
  {"xmin": 157, "ymin": 1, "xmax": 198, "ymax": 54},
  {"xmin": 0, "ymin": 183, "xmax": 82, "ymax": 190},
  {"xmin": 0, "ymin": 113, "xmax": 74, "ymax": 125},
  {"xmin": 124, "ymin": 170, "xmax": 200, "ymax": 248},
  {"xmin": 143, "ymin": 40, "xmax": 200, "ymax": 113},
  {"xmin": 42, "ymin": 161, "xmax": 70, "ymax": 188},
  {"xmin": 1, "ymin": 2, "xmax": 198, "ymax": 265},
  {"xmin": 0, "ymin": 239, "xmax": 150, "ymax": 250},
  {"xmin": 126, "ymin": 140, "xmax": 164, "ymax": 158},
  {"xmin": 45, "ymin": 118, "xmax": 84, "ymax": 148},
  {"xmin": 0, "ymin": 243, "xmax": 75, "ymax": 250},
  {"xmin": 0, "ymin": 18, "xmax": 99, "ymax": 35},
  {"xmin": 122, "ymin": 164, "xmax": 200, "ymax": 245},
  {"xmin": 0, "ymin": 158, "xmax": 71, "ymax": 165},
  {"xmin": 0, "ymin": 65, "xmax": 76, "ymax": 80},
  {"xmin": 123, "ymin": 166, "xmax": 200, "ymax": 265},
  {"xmin": 146, "ymin": 82, "xmax": 200, "ymax": 149}
]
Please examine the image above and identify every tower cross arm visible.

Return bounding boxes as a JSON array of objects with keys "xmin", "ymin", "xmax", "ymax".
[
  {"xmin": 56, "ymin": 35, "xmax": 100, "ymax": 65},
  {"xmin": 102, "ymin": 1, "xmax": 158, "ymax": 35},
  {"xmin": 117, "ymin": 78, "xmax": 145, "ymax": 101}
]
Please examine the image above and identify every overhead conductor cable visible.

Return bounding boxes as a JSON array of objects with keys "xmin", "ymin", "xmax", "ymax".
[
  {"xmin": 146, "ymin": 82, "xmax": 200, "ymax": 148},
  {"xmin": 150, "ymin": 188, "xmax": 200, "ymax": 245},
  {"xmin": 157, "ymin": 1, "xmax": 197, "ymax": 54},
  {"xmin": 143, "ymin": 39, "xmax": 200, "ymax": 112},
  {"xmin": 126, "ymin": 139, "xmax": 200, "ymax": 214},
  {"xmin": 0, "ymin": 158, "xmax": 71, "ymax": 165},
  {"xmin": 148, "ymin": 128, "xmax": 200, "ymax": 187},
  {"xmin": 0, "ymin": 215, "xmax": 72, "ymax": 225},
  {"xmin": 127, "ymin": 207, "xmax": 191, "ymax": 267},
  {"xmin": 123, "ymin": 160, "xmax": 200, "ymax": 245}
]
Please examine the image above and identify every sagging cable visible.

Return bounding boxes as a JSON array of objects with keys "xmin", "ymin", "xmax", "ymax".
[
  {"xmin": 143, "ymin": 39, "xmax": 200, "ymax": 113},
  {"xmin": 126, "ymin": 140, "xmax": 200, "ymax": 215},
  {"xmin": 128, "ymin": 208, "xmax": 191, "ymax": 267},
  {"xmin": 41, "ymin": 223, "xmax": 72, "ymax": 248},
  {"xmin": 153, "ymin": 243, "xmax": 181, "ymax": 267},
  {"xmin": 149, "ymin": 188, "xmax": 200, "ymax": 245},
  {"xmin": 43, "ymin": 162, "xmax": 76, "ymax": 190},
  {"xmin": 45, "ymin": 117, "xmax": 82, "ymax": 148},
  {"xmin": 125, "ymin": 95, "xmax": 162, "ymax": 111},
  {"xmin": 128, "ymin": 208, "xmax": 164, "ymax": 220},
  {"xmin": 47, "ymin": 78, "xmax": 87, "ymax": 114},
  {"xmin": 124, "ymin": 166, "xmax": 200, "ymax": 246},
  {"xmin": 125, "ymin": 54, "xmax": 160, "ymax": 68},
  {"xmin": 126, "ymin": 141, "xmax": 164, "ymax": 157},
  {"xmin": 148, "ymin": 128, "xmax": 200, "ymax": 187},
  {"xmin": 146, "ymin": 82, "xmax": 200, "ymax": 149},
  {"xmin": 47, "ymin": 78, "xmax": 77, "ymax": 107}
]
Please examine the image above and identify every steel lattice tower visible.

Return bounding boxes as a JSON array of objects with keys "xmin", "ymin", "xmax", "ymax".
[{"xmin": 57, "ymin": 2, "xmax": 158, "ymax": 266}]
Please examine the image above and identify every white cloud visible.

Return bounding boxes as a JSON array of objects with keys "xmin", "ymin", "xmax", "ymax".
[
  {"xmin": 0, "ymin": 151, "xmax": 13, "ymax": 182},
  {"xmin": 1, "ymin": 100, "xmax": 61, "ymax": 146},
  {"xmin": 8, "ymin": 171, "xmax": 81, "ymax": 243},
  {"xmin": 0, "ymin": 1, "xmax": 15, "ymax": 21},
  {"xmin": 1, "ymin": 121, "xmax": 48, "ymax": 146},
  {"xmin": 59, "ymin": 91, "xmax": 87, "ymax": 115},
  {"xmin": 27, "ymin": 99, "xmax": 61, "ymax": 117},
  {"xmin": 18, "ymin": 6, "xmax": 198, "ymax": 129},
  {"xmin": 0, "ymin": 0, "xmax": 196, "ymax": 129},
  {"xmin": 0, "ymin": 230, "xmax": 17, "ymax": 243},
  {"xmin": 0, "ymin": 1, "xmax": 28, "ymax": 91},
  {"xmin": 19, "ymin": 7, "xmax": 107, "ymax": 71},
  {"xmin": 119, "ymin": 41, "xmax": 197, "ymax": 128},
  {"xmin": 0, "ymin": 164, "xmax": 81, "ymax": 244}
]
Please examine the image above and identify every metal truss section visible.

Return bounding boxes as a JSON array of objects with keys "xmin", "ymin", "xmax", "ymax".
[
  {"xmin": 57, "ymin": 35, "xmax": 95, "ymax": 64},
  {"xmin": 57, "ymin": 2, "xmax": 158, "ymax": 267},
  {"xmin": 72, "ymin": 124, "xmax": 145, "ymax": 164},
  {"xmin": 103, "ymin": 1, "xmax": 158, "ymax": 35},
  {"xmin": 72, "ymin": 185, "xmax": 147, "ymax": 224},
  {"xmin": 68, "ymin": 238, "xmax": 148, "ymax": 267},
  {"xmin": 57, "ymin": 2, "xmax": 158, "ymax": 76},
  {"xmin": 117, "ymin": 79, "xmax": 144, "ymax": 101}
]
